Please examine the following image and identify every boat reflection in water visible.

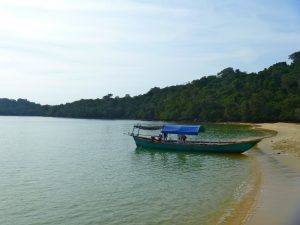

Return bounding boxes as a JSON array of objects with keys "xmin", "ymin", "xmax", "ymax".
[{"xmin": 134, "ymin": 146, "xmax": 251, "ymax": 173}]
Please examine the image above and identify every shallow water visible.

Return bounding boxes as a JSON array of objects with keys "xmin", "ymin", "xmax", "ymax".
[{"xmin": 0, "ymin": 117, "xmax": 265, "ymax": 225}]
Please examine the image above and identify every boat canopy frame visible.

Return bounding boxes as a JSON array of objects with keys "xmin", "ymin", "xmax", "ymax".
[
  {"xmin": 133, "ymin": 125, "xmax": 163, "ymax": 130},
  {"xmin": 131, "ymin": 124, "xmax": 163, "ymax": 137}
]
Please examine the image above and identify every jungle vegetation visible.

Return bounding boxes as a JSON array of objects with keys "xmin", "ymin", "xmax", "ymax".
[{"xmin": 1, "ymin": 51, "xmax": 299, "ymax": 122}]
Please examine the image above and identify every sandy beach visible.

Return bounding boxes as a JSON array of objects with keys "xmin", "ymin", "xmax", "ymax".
[
  {"xmin": 244, "ymin": 123, "xmax": 300, "ymax": 225},
  {"xmin": 257, "ymin": 123, "xmax": 300, "ymax": 159}
]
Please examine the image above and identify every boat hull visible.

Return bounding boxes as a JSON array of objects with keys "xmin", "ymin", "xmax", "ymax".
[{"xmin": 133, "ymin": 136, "xmax": 260, "ymax": 153}]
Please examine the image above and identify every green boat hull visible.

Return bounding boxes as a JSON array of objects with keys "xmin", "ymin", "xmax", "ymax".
[{"xmin": 133, "ymin": 136, "xmax": 260, "ymax": 153}]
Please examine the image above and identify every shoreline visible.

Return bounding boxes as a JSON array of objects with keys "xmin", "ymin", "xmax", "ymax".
[
  {"xmin": 216, "ymin": 122, "xmax": 300, "ymax": 225},
  {"xmin": 245, "ymin": 123, "xmax": 300, "ymax": 225},
  {"xmin": 217, "ymin": 152, "xmax": 262, "ymax": 225}
]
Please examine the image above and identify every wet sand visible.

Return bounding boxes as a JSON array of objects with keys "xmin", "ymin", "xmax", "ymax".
[
  {"xmin": 218, "ymin": 155, "xmax": 262, "ymax": 225},
  {"xmin": 244, "ymin": 123, "xmax": 300, "ymax": 225}
]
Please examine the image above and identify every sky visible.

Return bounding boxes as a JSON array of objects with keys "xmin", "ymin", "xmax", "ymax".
[{"xmin": 0, "ymin": 0, "xmax": 300, "ymax": 105}]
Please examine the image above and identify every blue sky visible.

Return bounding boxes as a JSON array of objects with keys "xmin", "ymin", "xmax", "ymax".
[{"xmin": 0, "ymin": 0, "xmax": 299, "ymax": 104}]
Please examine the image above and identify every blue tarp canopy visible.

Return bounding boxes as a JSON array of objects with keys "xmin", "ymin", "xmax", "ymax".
[{"xmin": 162, "ymin": 125, "xmax": 203, "ymax": 135}]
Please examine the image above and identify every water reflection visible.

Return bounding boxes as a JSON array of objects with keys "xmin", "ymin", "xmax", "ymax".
[
  {"xmin": 134, "ymin": 146, "xmax": 250, "ymax": 170},
  {"xmin": 135, "ymin": 146, "xmax": 250, "ymax": 159},
  {"xmin": 0, "ymin": 117, "xmax": 260, "ymax": 225}
]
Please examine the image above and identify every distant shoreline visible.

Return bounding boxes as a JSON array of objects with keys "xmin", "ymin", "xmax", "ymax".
[{"xmin": 1, "ymin": 115, "xmax": 300, "ymax": 126}]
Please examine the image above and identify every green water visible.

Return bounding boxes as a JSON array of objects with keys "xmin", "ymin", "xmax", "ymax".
[{"xmin": 0, "ymin": 117, "xmax": 265, "ymax": 225}]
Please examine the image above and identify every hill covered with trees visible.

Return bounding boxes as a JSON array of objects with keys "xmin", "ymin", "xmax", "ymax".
[
  {"xmin": 0, "ymin": 98, "xmax": 49, "ymax": 116},
  {"xmin": 1, "ymin": 51, "xmax": 300, "ymax": 122}
]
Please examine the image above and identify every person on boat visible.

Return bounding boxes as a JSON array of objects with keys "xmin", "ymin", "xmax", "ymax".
[
  {"xmin": 178, "ymin": 134, "xmax": 182, "ymax": 143},
  {"xmin": 163, "ymin": 132, "xmax": 168, "ymax": 141},
  {"xmin": 182, "ymin": 135, "xmax": 187, "ymax": 143},
  {"xmin": 158, "ymin": 134, "xmax": 162, "ymax": 142}
]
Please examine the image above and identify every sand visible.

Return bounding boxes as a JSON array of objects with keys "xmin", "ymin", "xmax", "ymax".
[
  {"xmin": 254, "ymin": 123, "xmax": 300, "ymax": 173},
  {"xmin": 257, "ymin": 123, "xmax": 300, "ymax": 156},
  {"xmin": 244, "ymin": 123, "xmax": 300, "ymax": 225},
  {"xmin": 218, "ymin": 155, "xmax": 262, "ymax": 225}
]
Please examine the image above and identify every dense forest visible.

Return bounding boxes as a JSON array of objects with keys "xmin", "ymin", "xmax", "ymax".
[{"xmin": 1, "ymin": 51, "xmax": 300, "ymax": 122}]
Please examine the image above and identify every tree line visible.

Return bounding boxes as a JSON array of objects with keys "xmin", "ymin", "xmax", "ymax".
[{"xmin": 1, "ymin": 51, "xmax": 299, "ymax": 122}]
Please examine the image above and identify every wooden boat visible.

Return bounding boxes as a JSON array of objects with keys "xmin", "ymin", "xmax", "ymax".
[{"xmin": 130, "ymin": 124, "xmax": 262, "ymax": 154}]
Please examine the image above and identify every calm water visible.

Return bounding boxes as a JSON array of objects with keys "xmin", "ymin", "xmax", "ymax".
[{"xmin": 0, "ymin": 117, "xmax": 265, "ymax": 225}]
